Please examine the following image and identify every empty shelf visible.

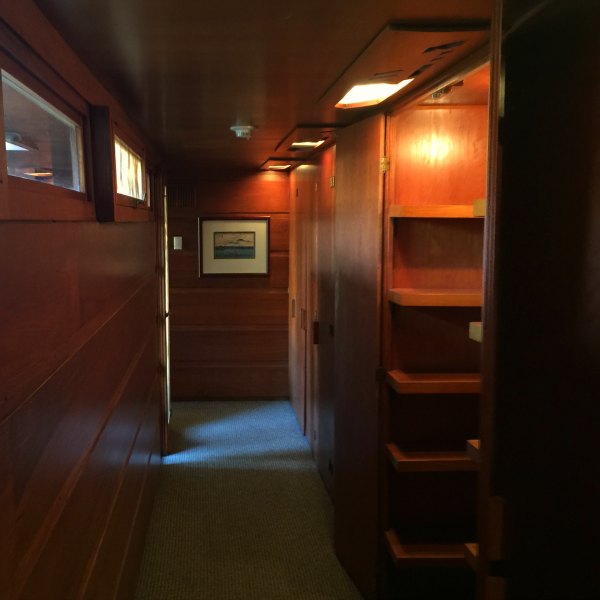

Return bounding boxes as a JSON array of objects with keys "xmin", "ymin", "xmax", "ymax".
[
  {"xmin": 386, "ymin": 443, "xmax": 479, "ymax": 472},
  {"xmin": 388, "ymin": 288, "xmax": 483, "ymax": 307},
  {"xmin": 469, "ymin": 321, "xmax": 483, "ymax": 342},
  {"xmin": 390, "ymin": 204, "xmax": 482, "ymax": 219},
  {"xmin": 385, "ymin": 529, "xmax": 467, "ymax": 568},
  {"xmin": 386, "ymin": 369, "xmax": 481, "ymax": 394}
]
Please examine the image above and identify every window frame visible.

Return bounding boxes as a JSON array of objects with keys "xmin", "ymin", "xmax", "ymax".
[{"xmin": 0, "ymin": 49, "xmax": 94, "ymax": 222}]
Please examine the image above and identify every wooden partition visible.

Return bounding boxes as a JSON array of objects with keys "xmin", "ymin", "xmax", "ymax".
[
  {"xmin": 333, "ymin": 114, "xmax": 385, "ymax": 600},
  {"xmin": 482, "ymin": 1, "xmax": 600, "ymax": 598},
  {"xmin": 0, "ymin": 2, "xmax": 163, "ymax": 597},
  {"xmin": 167, "ymin": 173, "xmax": 290, "ymax": 399}
]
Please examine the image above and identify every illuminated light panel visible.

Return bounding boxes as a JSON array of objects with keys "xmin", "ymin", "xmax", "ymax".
[
  {"xmin": 268, "ymin": 164, "xmax": 292, "ymax": 171},
  {"xmin": 28, "ymin": 171, "xmax": 53, "ymax": 178},
  {"xmin": 336, "ymin": 79, "xmax": 414, "ymax": 109},
  {"xmin": 288, "ymin": 140, "xmax": 325, "ymax": 150},
  {"xmin": 6, "ymin": 140, "xmax": 29, "ymax": 151}
]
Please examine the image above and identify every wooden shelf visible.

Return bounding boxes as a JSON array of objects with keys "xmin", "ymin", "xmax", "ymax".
[
  {"xmin": 388, "ymin": 288, "xmax": 482, "ymax": 307},
  {"xmin": 386, "ymin": 369, "xmax": 481, "ymax": 394},
  {"xmin": 469, "ymin": 321, "xmax": 483, "ymax": 342},
  {"xmin": 466, "ymin": 439, "xmax": 481, "ymax": 462},
  {"xmin": 464, "ymin": 542, "xmax": 479, "ymax": 570},
  {"xmin": 386, "ymin": 443, "xmax": 479, "ymax": 472},
  {"xmin": 390, "ymin": 200, "xmax": 486, "ymax": 219},
  {"xmin": 385, "ymin": 529, "xmax": 467, "ymax": 568}
]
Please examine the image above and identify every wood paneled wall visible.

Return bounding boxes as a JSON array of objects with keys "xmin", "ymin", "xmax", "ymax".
[
  {"xmin": 168, "ymin": 173, "xmax": 290, "ymax": 399},
  {"xmin": 0, "ymin": 223, "xmax": 161, "ymax": 599},
  {"xmin": 0, "ymin": 2, "xmax": 162, "ymax": 598},
  {"xmin": 333, "ymin": 115, "xmax": 385, "ymax": 600}
]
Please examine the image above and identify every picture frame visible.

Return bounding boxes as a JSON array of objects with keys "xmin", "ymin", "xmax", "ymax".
[{"xmin": 198, "ymin": 217, "xmax": 269, "ymax": 275}]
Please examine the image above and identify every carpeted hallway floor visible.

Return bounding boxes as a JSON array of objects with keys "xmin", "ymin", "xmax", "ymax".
[{"xmin": 134, "ymin": 400, "xmax": 363, "ymax": 600}]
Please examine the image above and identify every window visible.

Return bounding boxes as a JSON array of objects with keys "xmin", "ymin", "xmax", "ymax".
[
  {"xmin": 114, "ymin": 135, "xmax": 145, "ymax": 201},
  {"xmin": 2, "ymin": 71, "xmax": 84, "ymax": 192}
]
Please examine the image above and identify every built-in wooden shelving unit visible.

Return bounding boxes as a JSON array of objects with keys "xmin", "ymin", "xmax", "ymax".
[
  {"xmin": 386, "ymin": 443, "xmax": 479, "ymax": 472},
  {"xmin": 387, "ymin": 288, "xmax": 483, "ymax": 307},
  {"xmin": 382, "ymin": 65, "xmax": 489, "ymax": 598},
  {"xmin": 386, "ymin": 369, "xmax": 481, "ymax": 394},
  {"xmin": 389, "ymin": 203, "xmax": 485, "ymax": 219},
  {"xmin": 469, "ymin": 321, "xmax": 483, "ymax": 342},
  {"xmin": 385, "ymin": 529, "xmax": 467, "ymax": 568}
]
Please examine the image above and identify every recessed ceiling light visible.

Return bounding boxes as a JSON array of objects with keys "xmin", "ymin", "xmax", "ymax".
[
  {"xmin": 335, "ymin": 79, "xmax": 414, "ymax": 109},
  {"xmin": 5, "ymin": 132, "xmax": 36, "ymax": 151},
  {"xmin": 288, "ymin": 140, "xmax": 325, "ymax": 151},
  {"xmin": 268, "ymin": 164, "xmax": 292, "ymax": 171}
]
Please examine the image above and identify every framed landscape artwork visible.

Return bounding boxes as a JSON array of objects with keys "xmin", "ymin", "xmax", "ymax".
[{"xmin": 199, "ymin": 218, "xmax": 269, "ymax": 275}]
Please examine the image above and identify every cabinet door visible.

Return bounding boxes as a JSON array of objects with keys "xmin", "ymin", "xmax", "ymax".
[{"xmin": 334, "ymin": 113, "xmax": 384, "ymax": 600}]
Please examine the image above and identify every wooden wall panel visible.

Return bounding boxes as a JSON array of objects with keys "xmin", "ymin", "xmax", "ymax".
[
  {"xmin": 0, "ymin": 225, "xmax": 160, "ymax": 599},
  {"xmin": 0, "ymin": 3, "xmax": 162, "ymax": 598},
  {"xmin": 389, "ymin": 106, "xmax": 488, "ymax": 206},
  {"xmin": 333, "ymin": 115, "xmax": 384, "ymax": 600},
  {"xmin": 490, "ymin": 2, "xmax": 600, "ymax": 598},
  {"xmin": 168, "ymin": 172, "xmax": 290, "ymax": 399}
]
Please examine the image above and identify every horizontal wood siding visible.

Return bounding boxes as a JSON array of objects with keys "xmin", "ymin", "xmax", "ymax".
[
  {"xmin": 0, "ymin": 224, "xmax": 161, "ymax": 599},
  {"xmin": 168, "ymin": 173, "xmax": 290, "ymax": 399},
  {"xmin": 0, "ymin": 2, "xmax": 163, "ymax": 597}
]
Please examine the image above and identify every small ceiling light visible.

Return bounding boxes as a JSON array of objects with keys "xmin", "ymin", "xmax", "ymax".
[
  {"xmin": 5, "ymin": 132, "xmax": 36, "ymax": 151},
  {"xmin": 335, "ymin": 79, "xmax": 414, "ymax": 109},
  {"xmin": 288, "ymin": 140, "xmax": 325, "ymax": 151},
  {"xmin": 28, "ymin": 169, "xmax": 53, "ymax": 178},
  {"xmin": 268, "ymin": 164, "xmax": 292, "ymax": 171},
  {"xmin": 230, "ymin": 125, "xmax": 255, "ymax": 140}
]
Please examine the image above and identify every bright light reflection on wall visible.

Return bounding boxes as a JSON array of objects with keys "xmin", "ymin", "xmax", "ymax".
[{"xmin": 410, "ymin": 134, "xmax": 452, "ymax": 164}]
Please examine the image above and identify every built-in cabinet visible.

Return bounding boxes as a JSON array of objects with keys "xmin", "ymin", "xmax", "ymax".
[{"xmin": 382, "ymin": 67, "xmax": 489, "ymax": 598}]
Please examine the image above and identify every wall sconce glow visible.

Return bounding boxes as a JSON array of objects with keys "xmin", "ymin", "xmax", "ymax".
[
  {"xmin": 336, "ymin": 79, "xmax": 414, "ymax": 109},
  {"xmin": 268, "ymin": 164, "xmax": 292, "ymax": 171},
  {"xmin": 288, "ymin": 140, "xmax": 325, "ymax": 151}
]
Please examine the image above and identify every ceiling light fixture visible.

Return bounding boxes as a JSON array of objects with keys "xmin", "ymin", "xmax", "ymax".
[
  {"xmin": 230, "ymin": 125, "xmax": 255, "ymax": 140},
  {"xmin": 288, "ymin": 140, "xmax": 325, "ymax": 151},
  {"xmin": 5, "ymin": 132, "xmax": 37, "ymax": 151},
  {"xmin": 335, "ymin": 79, "xmax": 414, "ymax": 109},
  {"xmin": 267, "ymin": 164, "xmax": 292, "ymax": 171}
]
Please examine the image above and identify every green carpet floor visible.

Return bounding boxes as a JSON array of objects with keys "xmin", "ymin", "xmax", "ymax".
[{"xmin": 134, "ymin": 400, "xmax": 363, "ymax": 600}]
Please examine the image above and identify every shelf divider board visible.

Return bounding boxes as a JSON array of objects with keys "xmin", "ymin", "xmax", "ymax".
[
  {"xmin": 390, "ymin": 204, "xmax": 482, "ymax": 219},
  {"xmin": 472, "ymin": 198, "xmax": 487, "ymax": 217},
  {"xmin": 469, "ymin": 321, "xmax": 483, "ymax": 342},
  {"xmin": 388, "ymin": 288, "xmax": 483, "ymax": 307},
  {"xmin": 386, "ymin": 369, "xmax": 481, "ymax": 394},
  {"xmin": 385, "ymin": 529, "xmax": 467, "ymax": 568},
  {"xmin": 464, "ymin": 542, "xmax": 479, "ymax": 571},
  {"xmin": 386, "ymin": 442, "xmax": 479, "ymax": 472},
  {"xmin": 466, "ymin": 439, "xmax": 481, "ymax": 462}
]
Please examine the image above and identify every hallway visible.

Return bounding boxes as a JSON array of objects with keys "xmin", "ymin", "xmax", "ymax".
[{"xmin": 134, "ymin": 401, "xmax": 362, "ymax": 600}]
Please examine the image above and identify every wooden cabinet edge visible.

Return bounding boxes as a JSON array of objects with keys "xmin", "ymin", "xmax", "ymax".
[
  {"xmin": 386, "ymin": 369, "xmax": 481, "ymax": 394},
  {"xmin": 385, "ymin": 529, "xmax": 468, "ymax": 568},
  {"xmin": 385, "ymin": 442, "xmax": 479, "ymax": 472},
  {"xmin": 389, "ymin": 200, "xmax": 487, "ymax": 219},
  {"xmin": 388, "ymin": 288, "xmax": 483, "ymax": 307}
]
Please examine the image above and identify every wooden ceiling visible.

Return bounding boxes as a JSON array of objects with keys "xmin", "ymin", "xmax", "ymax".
[{"xmin": 33, "ymin": 0, "xmax": 492, "ymax": 176}]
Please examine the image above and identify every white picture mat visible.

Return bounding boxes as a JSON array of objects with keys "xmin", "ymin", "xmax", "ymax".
[{"xmin": 199, "ymin": 218, "xmax": 269, "ymax": 275}]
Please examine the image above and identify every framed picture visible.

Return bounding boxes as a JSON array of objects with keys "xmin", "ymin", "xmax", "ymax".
[{"xmin": 199, "ymin": 218, "xmax": 269, "ymax": 275}]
